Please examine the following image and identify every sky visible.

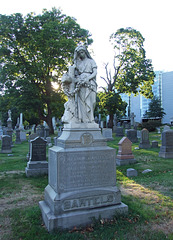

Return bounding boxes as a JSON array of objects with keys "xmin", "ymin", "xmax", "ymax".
[{"xmin": 1, "ymin": 0, "xmax": 173, "ymax": 87}]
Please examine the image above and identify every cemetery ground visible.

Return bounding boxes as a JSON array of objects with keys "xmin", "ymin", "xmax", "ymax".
[{"xmin": 0, "ymin": 131, "xmax": 173, "ymax": 240}]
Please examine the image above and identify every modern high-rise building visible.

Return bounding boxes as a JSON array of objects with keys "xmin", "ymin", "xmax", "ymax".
[{"xmin": 121, "ymin": 71, "xmax": 173, "ymax": 124}]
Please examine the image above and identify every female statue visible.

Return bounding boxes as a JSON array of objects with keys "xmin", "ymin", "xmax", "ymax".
[{"xmin": 62, "ymin": 45, "xmax": 97, "ymax": 124}]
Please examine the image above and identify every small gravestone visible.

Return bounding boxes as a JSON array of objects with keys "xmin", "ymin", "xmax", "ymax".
[
  {"xmin": 142, "ymin": 169, "xmax": 152, "ymax": 174},
  {"xmin": 115, "ymin": 127, "xmax": 124, "ymax": 137},
  {"xmin": 151, "ymin": 140, "xmax": 158, "ymax": 148},
  {"xmin": 130, "ymin": 112, "xmax": 136, "ymax": 128},
  {"xmin": 36, "ymin": 125, "xmax": 45, "ymax": 138},
  {"xmin": 6, "ymin": 128, "xmax": 13, "ymax": 147},
  {"xmin": 126, "ymin": 129, "xmax": 138, "ymax": 143},
  {"xmin": 159, "ymin": 130, "xmax": 173, "ymax": 158},
  {"xmin": 26, "ymin": 133, "xmax": 38, "ymax": 160},
  {"xmin": 20, "ymin": 131, "xmax": 26, "ymax": 141},
  {"xmin": 127, "ymin": 168, "xmax": 138, "ymax": 177},
  {"xmin": 0, "ymin": 120, "xmax": 3, "ymax": 137},
  {"xmin": 44, "ymin": 126, "xmax": 49, "ymax": 138},
  {"xmin": 102, "ymin": 128, "xmax": 113, "ymax": 141},
  {"xmin": 25, "ymin": 137, "xmax": 48, "ymax": 177},
  {"xmin": 53, "ymin": 136, "xmax": 57, "ymax": 146},
  {"xmin": 15, "ymin": 129, "xmax": 21, "ymax": 144},
  {"xmin": 116, "ymin": 137, "xmax": 136, "ymax": 166},
  {"xmin": 1, "ymin": 135, "xmax": 12, "ymax": 153},
  {"xmin": 139, "ymin": 128, "xmax": 150, "ymax": 149}
]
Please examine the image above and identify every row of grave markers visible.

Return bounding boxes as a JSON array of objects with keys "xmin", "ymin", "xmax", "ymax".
[{"xmin": 1, "ymin": 126, "xmax": 173, "ymax": 176}]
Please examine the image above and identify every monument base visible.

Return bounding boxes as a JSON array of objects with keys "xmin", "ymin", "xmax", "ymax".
[
  {"xmin": 116, "ymin": 158, "xmax": 136, "ymax": 166},
  {"xmin": 39, "ymin": 126, "xmax": 128, "ymax": 230},
  {"xmin": 25, "ymin": 161, "xmax": 48, "ymax": 177},
  {"xmin": 39, "ymin": 200, "xmax": 128, "ymax": 231},
  {"xmin": 159, "ymin": 151, "xmax": 173, "ymax": 158},
  {"xmin": 139, "ymin": 143, "xmax": 151, "ymax": 149}
]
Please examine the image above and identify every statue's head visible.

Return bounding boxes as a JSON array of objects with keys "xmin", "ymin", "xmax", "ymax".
[{"xmin": 74, "ymin": 45, "xmax": 92, "ymax": 62}]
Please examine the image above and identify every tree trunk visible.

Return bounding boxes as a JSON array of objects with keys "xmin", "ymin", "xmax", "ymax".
[{"xmin": 46, "ymin": 115, "xmax": 54, "ymax": 135}]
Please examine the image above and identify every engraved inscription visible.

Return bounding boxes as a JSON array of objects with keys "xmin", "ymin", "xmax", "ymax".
[
  {"xmin": 63, "ymin": 194, "xmax": 114, "ymax": 211},
  {"xmin": 81, "ymin": 133, "xmax": 93, "ymax": 145},
  {"xmin": 58, "ymin": 150, "xmax": 116, "ymax": 191}
]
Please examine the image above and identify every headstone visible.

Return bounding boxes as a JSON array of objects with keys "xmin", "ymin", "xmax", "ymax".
[
  {"xmin": 115, "ymin": 127, "xmax": 124, "ymax": 137},
  {"xmin": 159, "ymin": 130, "xmax": 173, "ymax": 158},
  {"xmin": 26, "ymin": 133, "xmax": 38, "ymax": 160},
  {"xmin": 15, "ymin": 129, "xmax": 21, "ymax": 144},
  {"xmin": 20, "ymin": 131, "xmax": 27, "ymax": 141},
  {"xmin": 126, "ymin": 129, "xmax": 138, "ymax": 143},
  {"xmin": 102, "ymin": 128, "xmax": 113, "ymax": 141},
  {"xmin": 130, "ymin": 112, "xmax": 136, "ymax": 128},
  {"xmin": 39, "ymin": 45, "xmax": 128, "ymax": 232},
  {"xmin": 142, "ymin": 169, "xmax": 152, "ymax": 174},
  {"xmin": 16, "ymin": 117, "xmax": 20, "ymax": 129},
  {"xmin": 139, "ymin": 128, "xmax": 150, "ymax": 149},
  {"xmin": 6, "ymin": 128, "xmax": 13, "ymax": 147},
  {"xmin": 53, "ymin": 137, "xmax": 57, "ymax": 146},
  {"xmin": 7, "ymin": 119, "xmax": 12, "ymax": 129},
  {"xmin": 46, "ymin": 137, "xmax": 51, "ymax": 144},
  {"xmin": 1, "ymin": 135, "xmax": 12, "ymax": 153},
  {"xmin": 156, "ymin": 127, "xmax": 161, "ymax": 134},
  {"xmin": 126, "ymin": 168, "xmax": 138, "ymax": 177},
  {"xmin": 25, "ymin": 137, "xmax": 48, "ymax": 177},
  {"xmin": 151, "ymin": 140, "xmax": 158, "ymax": 148},
  {"xmin": 19, "ymin": 113, "xmax": 24, "ymax": 130},
  {"xmin": 36, "ymin": 125, "xmax": 45, "ymax": 138},
  {"xmin": 116, "ymin": 137, "xmax": 136, "ymax": 166},
  {"xmin": 0, "ymin": 120, "xmax": 3, "ymax": 137},
  {"xmin": 44, "ymin": 126, "xmax": 49, "ymax": 138}
]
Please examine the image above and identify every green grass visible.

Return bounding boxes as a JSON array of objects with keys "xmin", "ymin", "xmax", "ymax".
[{"xmin": 0, "ymin": 131, "xmax": 173, "ymax": 240}]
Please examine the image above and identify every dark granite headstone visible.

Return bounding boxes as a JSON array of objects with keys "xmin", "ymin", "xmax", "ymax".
[
  {"xmin": 25, "ymin": 136, "xmax": 48, "ymax": 177},
  {"xmin": 126, "ymin": 129, "xmax": 138, "ymax": 143},
  {"xmin": 1, "ymin": 135, "xmax": 12, "ymax": 153},
  {"xmin": 115, "ymin": 127, "xmax": 124, "ymax": 137},
  {"xmin": 139, "ymin": 128, "xmax": 150, "ymax": 149},
  {"xmin": 15, "ymin": 129, "xmax": 21, "ymax": 144},
  {"xmin": 159, "ymin": 130, "xmax": 173, "ymax": 158}
]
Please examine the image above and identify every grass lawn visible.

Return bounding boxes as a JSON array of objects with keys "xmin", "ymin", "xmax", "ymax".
[{"xmin": 0, "ymin": 131, "xmax": 173, "ymax": 240}]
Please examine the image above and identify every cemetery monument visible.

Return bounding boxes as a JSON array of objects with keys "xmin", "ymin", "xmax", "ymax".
[{"xmin": 39, "ymin": 45, "xmax": 128, "ymax": 231}]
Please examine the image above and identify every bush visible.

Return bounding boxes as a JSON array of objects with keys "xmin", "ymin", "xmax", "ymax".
[{"xmin": 139, "ymin": 120, "xmax": 162, "ymax": 132}]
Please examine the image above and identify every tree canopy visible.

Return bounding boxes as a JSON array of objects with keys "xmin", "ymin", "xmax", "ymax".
[
  {"xmin": 109, "ymin": 27, "xmax": 155, "ymax": 98},
  {"xmin": 0, "ymin": 8, "xmax": 93, "ymax": 132}
]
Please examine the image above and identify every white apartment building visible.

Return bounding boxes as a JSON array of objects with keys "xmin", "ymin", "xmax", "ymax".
[{"xmin": 121, "ymin": 71, "xmax": 173, "ymax": 124}]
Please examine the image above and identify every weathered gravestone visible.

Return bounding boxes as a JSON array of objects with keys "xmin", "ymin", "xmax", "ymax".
[
  {"xmin": 25, "ymin": 137, "xmax": 48, "ymax": 177},
  {"xmin": 26, "ymin": 133, "xmax": 38, "ymax": 160},
  {"xmin": 0, "ymin": 120, "xmax": 3, "ymax": 137},
  {"xmin": 44, "ymin": 126, "xmax": 49, "ymax": 138},
  {"xmin": 151, "ymin": 140, "xmax": 158, "ymax": 148},
  {"xmin": 102, "ymin": 128, "xmax": 113, "ymax": 141},
  {"xmin": 15, "ymin": 129, "xmax": 21, "ymax": 144},
  {"xmin": 126, "ymin": 168, "xmax": 138, "ymax": 177},
  {"xmin": 36, "ymin": 125, "xmax": 45, "ymax": 138},
  {"xmin": 116, "ymin": 137, "xmax": 136, "ymax": 166},
  {"xmin": 139, "ymin": 128, "xmax": 150, "ymax": 149},
  {"xmin": 1, "ymin": 135, "xmax": 12, "ymax": 153},
  {"xmin": 126, "ymin": 129, "xmax": 138, "ymax": 143},
  {"xmin": 115, "ymin": 127, "xmax": 124, "ymax": 137},
  {"xmin": 159, "ymin": 130, "xmax": 173, "ymax": 158},
  {"xmin": 39, "ymin": 45, "xmax": 128, "ymax": 232}
]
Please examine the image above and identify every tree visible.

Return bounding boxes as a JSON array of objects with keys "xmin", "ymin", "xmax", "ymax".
[
  {"xmin": 0, "ymin": 8, "xmax": 93, "ymax": 133},
  {"xmin": 144, "ymin": 95, "xmax": 165, "ymax": 119},
  {"xmin": 99, "ymin": 27, "xmax": 155, "ymax": 128},
  {"xmin": 98, "ymin": 63, "xmax": 127, "ymax": 128},
  {"xmin": 110, "ymin": 27, "xmax": 155, "ymax": 98}
]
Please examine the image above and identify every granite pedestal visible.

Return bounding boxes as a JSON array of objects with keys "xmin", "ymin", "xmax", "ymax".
[{"xmin": 39, "ymin": 123, "xmax": 128, "ymax": 231}]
